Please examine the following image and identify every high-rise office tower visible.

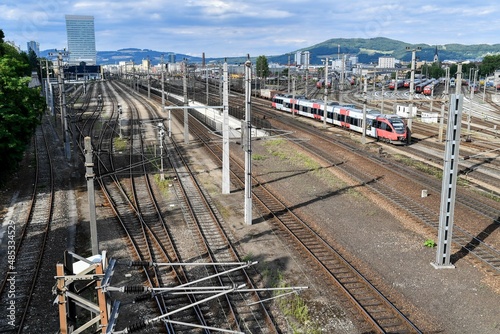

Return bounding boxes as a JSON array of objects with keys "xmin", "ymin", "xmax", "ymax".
[
  {"xmin": 65, "ymin": 15, "xmax": 96, "ymax": 65},
  {"xmin": 27, "ymin": 41, "xmax": 40, "ymax": 57}
]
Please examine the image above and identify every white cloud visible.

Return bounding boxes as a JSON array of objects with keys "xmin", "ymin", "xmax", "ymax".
[{"xmin": 2, "ymin": 0, "xmax": 500, "ymax": 58}]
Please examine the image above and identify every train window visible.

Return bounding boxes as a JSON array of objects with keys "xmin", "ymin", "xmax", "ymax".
[
  {"xmin": 389, "ymin": 118, "xmax": 405, "ymax": 133},
  {"xmin": 381, "ymin": 122, "xmax": 392, "ymax": 132}
]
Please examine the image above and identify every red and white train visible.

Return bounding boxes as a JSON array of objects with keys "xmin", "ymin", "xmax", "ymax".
[
  {"xmin": 271, "ymin": 95, "xmax": 407, "ymax": 144},
  {"xmin": 388, "ymin": 80, "xmax": 404, "ymax": 90},
  {"xmin": 316, "ymin": 78, "xmax": 332, "ymax": 89},
  {"xmin": 422, "ymin": 79, "xmax": 440, "ymax": 96}
]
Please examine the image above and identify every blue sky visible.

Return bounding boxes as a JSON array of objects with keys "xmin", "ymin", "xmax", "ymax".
[{"xmin": 2, "ymin": 0, "xmax": 500, "ymax": 58}]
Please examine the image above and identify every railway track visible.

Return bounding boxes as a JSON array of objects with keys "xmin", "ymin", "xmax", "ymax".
[
  {"xmin": 166, "ymin": 116, "xmax": 280, "ymax": 333},
  {"xmin": 176, "ymin": 103, "xmax": 422, "ymax": 333},
  {"xmin": 88, "ymin": 80, "xmax": 279, "ymax": 332},
  {"xmin": 254, "ymin": 103, "xmax": 500, "ymax": 273},
  {"xmin": 96, "ymin": 81, "xmax": 210, "ymax": 333},
  {"xmin": 130, "ymin": 80, "xmax": 278, "ymax": 333},
  {"xmin": 0, "ymin": 122, "xmax": 54, "ymax": 333},
  {"xmin": 125, "ymin": 76, "xmax": 499, "ymax": 331}
]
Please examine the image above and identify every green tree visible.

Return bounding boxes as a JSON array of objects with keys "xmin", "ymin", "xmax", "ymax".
[
  {"xmin": 0, "ymin": 30, "xmax": 45, "ymax": 180},
  {"xmin": 27, "ymin": 49, "xmax": 38, "ymax": 71},
  {"xmin": 480, "ymin": 55, "xmax": 500, "ymax": 77},
  {"xmin": 421, "ymin": 63, "xmax": 445, "ymax": 79},
  {"xmin": 255, "ymin": 55, "xmax": 270, "ymax": 78}
]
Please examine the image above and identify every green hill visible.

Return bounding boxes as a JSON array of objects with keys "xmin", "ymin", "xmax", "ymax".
[{"xmin": 267, "ymin": 37, "xmax": 500, "ymax": 65}]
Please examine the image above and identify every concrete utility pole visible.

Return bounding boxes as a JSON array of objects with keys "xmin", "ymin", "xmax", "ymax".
[
  {"xmin": 147, "ymin": 56, "xmax": 151, "ymax": 99},
  {"xmin": 206, "ymin": 59, "xmax": 209, "ymax": 105},
  {"xmin": 50, "ymin": 50, "xmax": 71, "ymax": 160},
  {"xmin": 161, "ymin": 55, "xmax": 165, "ymax": 106},
  {"xmin": 222, "ymin": 60, "xmax": 230, "ymax": 194},
  {"xmin": 362, "ymin": 104, "xmax": 367, "ymax": 145},
  {"xmin": 183, "ymin": 60, "xmax": 189, "ymax": 144},
  {"xmin": 323, "ymin": 57, "xmax": 329, "ymax": 128},
  {"xmin": 244, "ymin": 58, "xmax": 253, "ymax": 225},
  {"xmin": 468, "ymin": 69, "xmax": 478, "ymax": 133},
  {"xmin": 432, "ymin": 93, "xmax": 463, "ymax": 269},
  {"xmin": 84, "ymin": 137, "xmax": 98, "ymax": 255},
  {"xmin": 158, "ymin": 123, "xmax": 165, "ymax": 180},
  {"xmin": 455, "ymin": 64, "xmax": 463, "ymax": 95},
  {"xmin": 287, "ymin": 54, "xmax": 291, "ymax": 93},
  {"xmin": 44, "ymin": 58, "xmax": 54, "ymax": 116},
  {"xmin": 304, "ymin": 51, "xmax": 310, "ymax": 98},
  {"xmin": 406, "ymin": 46, "xmax": 421, "ymax": 145},
  {"xmin": 439, "ymin": 67, "xmax": 450, "ymax": 142}
]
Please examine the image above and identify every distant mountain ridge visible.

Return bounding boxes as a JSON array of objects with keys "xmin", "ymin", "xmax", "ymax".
[
  {"xmin": 40, "ymin": 37, "xmax": 500, "ymax": 65},
  {"xmin": 292, "ymin": 37, "xmax": 500, "ymax": 64}
]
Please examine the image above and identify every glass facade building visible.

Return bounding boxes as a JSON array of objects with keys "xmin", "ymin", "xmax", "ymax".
[
  {"xmin": 27, "ymin": 41, "xmax": 40, "ymax": 57},
  {"xmin": 65, "ymin": 15, "xmax": 96, "ymax": 65}
]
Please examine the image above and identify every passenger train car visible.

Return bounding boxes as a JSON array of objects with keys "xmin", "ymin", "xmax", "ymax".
[
  {"xmin": 422, "ymin": 79, "xmax": 440, "ymax": 96},
  {"xmin": 316, "ymin": 78, "xmax": 332, "ymax": 89},
  {"xmin": 388, "ymin": 80, "xmax": 404, "ymax": 90},
  {"xmin": 415, "ymin": 79, "xmax": 433, "ymax": 93},
  {"xmin": 272, "ymin": 95, "xmax": 407, "ymax": 144}
]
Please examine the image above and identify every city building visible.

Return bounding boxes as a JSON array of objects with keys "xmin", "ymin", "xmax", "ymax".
[
  {"xmin": 142, "ymin": 58, "xmax": 150, "ymax": 72},
  {"xmin": 27, "ymin": 41, "xmax": 40, "ymax": 57},
  {"xmin": 65, "ymin": 15, "xmax": 96, "ymax": 65},
  {"xmin": 295, "ymin": 51, "xmax": 310, "ymax": 68},
  {"xmin": 378, "ymin": 56, "xmax": 396, "ymax": 69},
  {"xmin": 5, "ymin": 41, "xmax": 21, "ymax": 52}
]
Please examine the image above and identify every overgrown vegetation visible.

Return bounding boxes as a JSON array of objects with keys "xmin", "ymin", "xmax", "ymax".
[
  {"xmin": 424, "ymin": 239, "xmax": 437, "ymax": 248},
  {"xmin": 252, "ymin": 153, "xmax": 267, "ymax": 161},
  {"xmin": 392, "ymin": 154, "xmax": 470, "ymax": 187},
  {"xmin": 477, "ymin": 190, "xmax": 500, "ymax": 203},
  {"xmin": 0, "ymin": 29, "xmax": 46, "ymax": 181},
  {"xmin": 153, "ymin": 174, "xmax": 171, "ymax": 199},
  {"xmin": 269, "ymin": 270, "xmax": 321, "ymax": 333},
  {"xmin": 113, "ymin": 137, "xmax": 127, "ymax": 152}
]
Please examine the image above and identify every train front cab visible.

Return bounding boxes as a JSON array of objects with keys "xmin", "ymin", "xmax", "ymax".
[{"xmin": 374, "ymin": 116, "xmax": 407, "ymax": 144}]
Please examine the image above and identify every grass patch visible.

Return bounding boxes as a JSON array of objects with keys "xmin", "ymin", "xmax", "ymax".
[
  {"xmin": 478, "ymin": 190, "xmax": 500, "ymax": 202},
  {"xmin": 241, "ymin": 253, "xmax": 254, "ymax": 262},
  {"xmin": 392, "ymin": 154, "xmax": 470, "ymax": 187},
  {"xmin": 424, "ymin": 239, "xmax": 437, "ymax": 248},
  {"xmin": 153, "ymin": 174, "xmax": 172, "ymax": 199},
  {"xmin": 272, "ymin": 270, "xmax": 321, "ymax": 333},
  {"xmin": 252, "ymin": 154, "xmax": 267, "ymax": 161},
  {"xmin": 393, "ymin": 154, "xmax": 442, "ymax": 178},
  {"xmin": 113, "ymin": 137, "xmax": 128, "ymax": 152}
]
